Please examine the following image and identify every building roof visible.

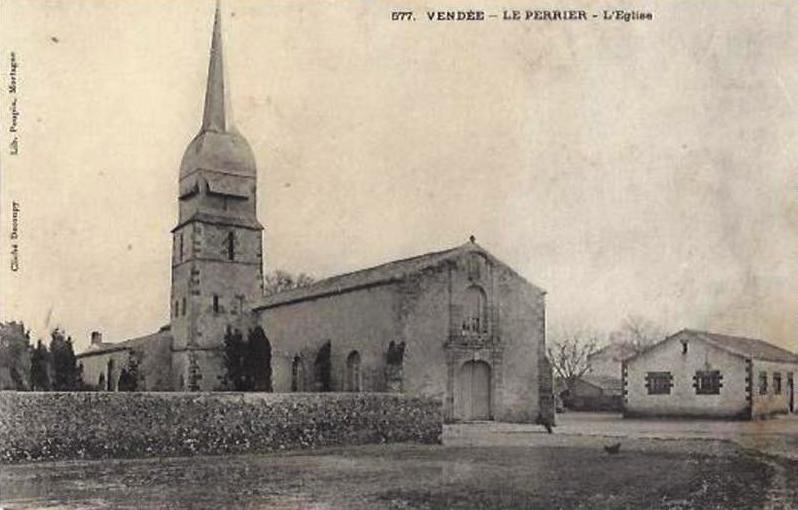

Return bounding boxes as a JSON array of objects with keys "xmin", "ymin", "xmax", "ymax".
[
  {"xmin": 254, "ymin": 240, "xmax": 544, "ymax": 310},
  {"xmin": 581, "ymin": 375, "xmax": 623, "ymax": 393},
  {"xmin": 77, "ymin": 326, "xmax": 172, "ymax": 358},
  {"xmin": 180, "ymin": 2, "xmax": 256, "ymax": 179},
  {"xmin": 628, "ymin": 328, "xmax": 798, "ymax": 365},
  {"xmin": 588, "ymin": 342, "xmax": 637, "ymax": 363},
  {"xmin": 687, "ymin": 329, "xmax": 798, "ymax": 364}
]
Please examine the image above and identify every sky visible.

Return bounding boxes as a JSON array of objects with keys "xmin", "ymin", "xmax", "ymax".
[{"xmin": 1, "ymin": 0, "xmax": 797, "ymax": 353}]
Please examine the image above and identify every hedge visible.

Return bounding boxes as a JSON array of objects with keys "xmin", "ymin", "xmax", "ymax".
[{"xmin": 0, "ymin": 392, "xmax": 442, "ymax": 463}]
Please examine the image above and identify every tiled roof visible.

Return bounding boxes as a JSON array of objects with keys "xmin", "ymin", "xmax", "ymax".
[
  {"xmin": 688, "ymin": 330, "xmax": 798, "ymax": 364},
  {"xmin": 582, "ymin": 375, "xmax": 623, "ymax": 393},
  {"xmin": 254, "ymin": 241, "xmax": 544, "ymax": 310},
  {"xmin": 77, "ymin": 326, "xmax": 172, "ymax": 358},
  {"xmin": 589, "ymin": 342, "xmax": 637, "ymax": 362}
]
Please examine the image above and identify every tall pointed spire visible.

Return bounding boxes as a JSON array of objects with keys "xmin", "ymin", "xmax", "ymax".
[{"xmin": 202, "ymin": 0, "xmax": 231, "ymax": 132}]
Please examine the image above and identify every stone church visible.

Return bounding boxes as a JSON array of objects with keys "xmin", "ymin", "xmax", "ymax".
[{"xmin": 78, "ymin": 3, "xmax": 553, "ymax": 423}]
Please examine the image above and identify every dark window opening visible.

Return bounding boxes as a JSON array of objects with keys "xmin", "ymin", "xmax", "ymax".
[
  {"xmin": 694, "ymin": 370, "xmax": 722, "ymax": 395},
  {"xmin": 226, "ymin": 231, "xmax": 235, "ymax": 261},
  {"xmin": 213, "ymin": 294, "xmax": 220, "ymax": 314},
  {"xmin": 681, "ymin": 340, "xmax": 688, "ymax": 355},
  {"xmin": 759, "ymin": 372, "xmax": 768, "ymax": 395},
  {"xmin": 646, "ymin": 371, "xmax": 673, "ymax": 395},
  {"xmin": 314, "ymin": 341, "xmax": 332, "ymax": 392},
  {"xmin": 386, "ymin": 341, "xmax": 405, "ymax": 393},
  {"xmin": 182, "ymin": 297, "xmax": 187, "ymax": 317},
  {"xmin": 774, "ymin": 372, "xmax": 782, "ymax": 395},
  {"xmin": 246, "ymin": 326, "xmax": 273, "ymax": 392},
  {"xmin": 107, "ymin": 359, "xmax": 115, "ymax": 391},
  {"xmin": 178, "ymin": 233, "xmax": 184, "ymax": 262}
]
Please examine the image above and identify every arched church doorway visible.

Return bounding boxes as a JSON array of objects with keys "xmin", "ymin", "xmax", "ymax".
[
  {"xmin": 346, "ymin": 351, "xmax": 361, "ymax": 392},
  {"xmin": 456, "ymin": 360, "xmax": 491, "ymax": 420}
]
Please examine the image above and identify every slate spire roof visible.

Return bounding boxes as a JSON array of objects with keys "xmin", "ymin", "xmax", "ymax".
[
  {"xmin": 179, "ymin": 0, "xmax": 256, "ymax": 179},
  {"xmin": 202, "ymin": 0, "xmax": 231, "ymax": 132}
]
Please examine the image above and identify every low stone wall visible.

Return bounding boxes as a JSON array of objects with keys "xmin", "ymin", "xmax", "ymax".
[{"xmin": 0, "ymin": 392, "xmax": 442, "ymax": 463}]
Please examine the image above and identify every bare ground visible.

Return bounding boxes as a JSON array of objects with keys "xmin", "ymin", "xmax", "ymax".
[{"xmin": 0, "ymin": 435, "xmax": 790, "ymax": 509}]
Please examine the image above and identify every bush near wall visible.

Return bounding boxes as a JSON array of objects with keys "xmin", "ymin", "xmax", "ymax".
[{"xmin": 0, "ymin": 392, "xmax": 442, "ymax": 463}]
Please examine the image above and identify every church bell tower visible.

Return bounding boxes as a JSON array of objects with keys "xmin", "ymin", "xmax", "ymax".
[{"xmin": 170, "ymin": 2, "xmax": 263, "ymax": 391}]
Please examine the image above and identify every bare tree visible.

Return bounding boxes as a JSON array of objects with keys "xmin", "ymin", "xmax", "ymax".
[
  {"xmin": 263, "ymin": 270, "xmax": 315, "ymax": 296},
  {"xmin": 609, "ymin": 315, "xmax": 665, "ymax": 354},
  {"xmin": 547, "ymin": 328, "xmax": 601, "ymax": 394}
]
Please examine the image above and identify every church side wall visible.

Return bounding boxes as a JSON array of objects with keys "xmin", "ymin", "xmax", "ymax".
[{"xmin": 258, "ymin": 285, "xmax": 402, "ymax": 393}]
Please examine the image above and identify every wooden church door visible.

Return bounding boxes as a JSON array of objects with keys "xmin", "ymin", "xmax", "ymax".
[{"xmin": 458, "ymin": 360, "xmax": 492, "ymax": 420}]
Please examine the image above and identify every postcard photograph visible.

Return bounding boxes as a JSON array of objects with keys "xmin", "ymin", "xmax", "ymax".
[{"xmin": 1, "ymin": 1, "xmax": 798, "ymax": 508}]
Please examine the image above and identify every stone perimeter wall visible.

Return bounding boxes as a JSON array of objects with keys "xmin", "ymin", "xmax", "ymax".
[{"xmin": 0, "ymin": 392, "xmax": 442, "ymax": 463}]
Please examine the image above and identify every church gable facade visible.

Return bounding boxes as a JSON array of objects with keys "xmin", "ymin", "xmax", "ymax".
[
  {"xmin": 255, "ymin": 242, "xmax": 549, "ymax": 423},
  {"xmin": 77, "ymin": 3, "xmax": 553, "ymax": 424}
]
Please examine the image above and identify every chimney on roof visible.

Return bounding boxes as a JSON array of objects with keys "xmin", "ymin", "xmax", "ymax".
[
  {"xmin": 91, "ymin": 331, "xmax": 103, "ymax": 345},
  {"xmin": 469, "ymin": 235, "xmax": 476, "ymax": 243}
]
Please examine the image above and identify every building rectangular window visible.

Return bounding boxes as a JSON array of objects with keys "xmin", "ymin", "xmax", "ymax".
[
  {"xmin": 646, "ymin": 371, "xmax": 673, "ymax": 395},
  {"xmin": 182, "ymin": 297, "xmax": 187, "ymax": 317},
  {"xmin": 774, "ymin": 372, "xmax": 782, "ymax": 395},
  {"xmin": 694, "ymin": 370, "xmax": 722, "ymax": 395},
  {"xmin": 226, "ymin": 231, "xmax": 235, "ymax": 261},
  {"xmin": 759, "ymin": 371, "xmax": 768, "ymax": 395},
  {"xmin": 213, "ymin": 294, "xmax": 220, "ymax": 314}
]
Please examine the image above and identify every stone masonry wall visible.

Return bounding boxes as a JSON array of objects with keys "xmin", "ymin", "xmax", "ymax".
[{"xmin": 0, "ymin": 392, "xmax": 442, "ymax": 463}]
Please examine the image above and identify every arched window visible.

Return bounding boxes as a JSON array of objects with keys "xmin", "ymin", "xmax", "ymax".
[
  {"xmin": 291, "ymin": 355, "xmax": 305, "ymax": 392},
  {"xmin": 386, "ymin": 341, "xmax": 405, "ymax": 393},
  {"xmin": 314, "ymin": 341, "xmax": 333, "ymax": 391},
  {"xmin": 462, "ymin": 286, "xmax": 487, "ymax": 334},
  {"xmin": 346, "ymin": 351, "xmax": 362, "ymax": 392}
]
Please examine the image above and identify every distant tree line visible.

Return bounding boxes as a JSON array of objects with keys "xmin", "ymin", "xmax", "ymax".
[
  {"xmin": 548, "ymin": 314, "xmax": 666, "ymax": 396},
  {"xmin": 1, "ymin": 322, "xmax": 84, "ymax": 391},
  {"xmin": 263, "ymin": 270, "xmax": 315, "ymax": 296}
]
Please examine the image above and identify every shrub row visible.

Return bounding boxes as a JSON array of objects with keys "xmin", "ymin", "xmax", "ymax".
[{"xmin": 0, "ymin": 392, "xmax": 442, "ymax": 463}]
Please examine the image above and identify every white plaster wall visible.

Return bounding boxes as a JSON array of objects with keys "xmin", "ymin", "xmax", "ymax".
[{"xmin": 625, "ymin": 333, "xmax": 748, "ymax": 418}]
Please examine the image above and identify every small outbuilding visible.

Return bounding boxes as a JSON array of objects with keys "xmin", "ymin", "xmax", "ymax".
[
  {"xmin": 559, "ymin": 375, "xmax": 623, "ymax": 412},
  {"xmin": 623, "ymin": 329, "xmax": 798, "ymax": 419}
]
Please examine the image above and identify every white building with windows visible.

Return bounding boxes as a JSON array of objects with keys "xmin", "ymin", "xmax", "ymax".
[{"xmin": 623, "ymin": 329, "xmax": 798, "ymax": 419}]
